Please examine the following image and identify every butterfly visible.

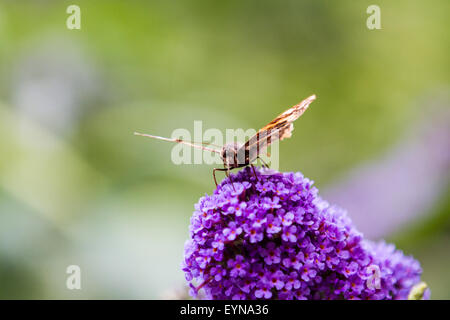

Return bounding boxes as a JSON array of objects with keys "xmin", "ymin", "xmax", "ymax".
[{"xmin": 135, "ymin": 94, "xmax": 316, "ymax": 186}]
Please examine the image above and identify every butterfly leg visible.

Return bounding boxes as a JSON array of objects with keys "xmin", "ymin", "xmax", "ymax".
[
  {"xmin": 226, "ymin": 168, "xmax": 237, "ymax": 192},
  {"xmin": 250, "ymin": 164, "xmax": 259, "ymax": 181},
  {"xmin": 257, "ymin": 156, "xmax": 270, "ymax": 169},
  {"xmin": 213, "ymin": 167, "xmax": 228, "ymax": 187}
]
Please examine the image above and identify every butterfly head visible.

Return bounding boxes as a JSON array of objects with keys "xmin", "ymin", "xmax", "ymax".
[{"xmin": 221, "ymin": 142, "xmax": 244, "ymax": 168}]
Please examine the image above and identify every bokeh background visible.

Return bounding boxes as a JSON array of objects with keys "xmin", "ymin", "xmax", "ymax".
[{"xmin": 0, "ymin": 0, "xmax": 448, "ymax": 299}]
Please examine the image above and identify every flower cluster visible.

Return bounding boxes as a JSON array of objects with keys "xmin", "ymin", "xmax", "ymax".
[{"xmin": 182, "ymin": 167, "xmax": 424, "ymax": 300}]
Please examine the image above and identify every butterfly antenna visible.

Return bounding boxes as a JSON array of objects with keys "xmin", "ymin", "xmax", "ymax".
[{"xmin": 134, "ymin": 132, "xmax": 222, "ymax": 154}]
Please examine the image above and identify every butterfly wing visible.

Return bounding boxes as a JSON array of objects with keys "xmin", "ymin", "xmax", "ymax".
[{"xmin": 237, "ymin": 94, "xmax": 316, "ymax": 164}]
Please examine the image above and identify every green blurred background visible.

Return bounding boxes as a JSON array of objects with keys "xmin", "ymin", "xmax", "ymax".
[{"xmin": 0, "ymin": 0, "xmax": 448, "ymax": 299}]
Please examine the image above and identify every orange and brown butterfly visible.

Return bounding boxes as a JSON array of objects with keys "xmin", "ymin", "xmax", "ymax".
[{"xmin": 134, "ymin": 94, "xmax": 316, "ymax": 186}]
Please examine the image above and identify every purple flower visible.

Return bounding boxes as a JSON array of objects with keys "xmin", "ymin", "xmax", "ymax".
[
  {"xmin": 223, "ymin": 221, "xmax": 242, "ymax": 241},
  {"xmin": 265, "ymin": 214, "xmax": 282, "ymax": 234},
  {"xmin": 183, "ymin": 167, "xmax": 426, "ymax": 300},
  {"xmin": 342, "ymin": 261, "xmax": 359, "ymax": 278},
  {"xmin": 260, "ymin": 242, "xmax": 281, "ymax": 265},
  {"xmin": 252, "ymin": 214, "xmax": 267, "ymax": 228},
  {"xmin": 300, "ymin": 263, "xmax": 317, "ymax": 281},
  {"xmin": 281, "ymin": 225, "xmax": 298, "ymax": 243},
  {"xmin": 282, "ymin": 252, "xmax": 303, "ymax": 270},
  {"xmin": 280, "ymin": 210, "xmax": 295, "ymax": 226},
  {"xmin": 227, "ymin": 202, "xmax": 247, "ymax": 217},
  {"xmin": 228, "ymin": 255, "xmax": 248, "ymax": 277},
  {"xmin": 232, "ymin": 290, "xmax": 246, "ymax": 300},
  {"xmin": 268, "ymin": 270, "xmax": 285, "ymax": 290},
  {"xmin": 284, "ymin": 271, "xmax": 301, "ymax": 290},
  {"xmin": 255, "ymin": 286, "xmax": 272, "ymax": 299},
  {"xmin": 261, "ymin": 196, "xmax": 281, "ymax": 210},
  {"xmin": 243, "ymin": 224, "xmax": 264, "ymax": 243}
]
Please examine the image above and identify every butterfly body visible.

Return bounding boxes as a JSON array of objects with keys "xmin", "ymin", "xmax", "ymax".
[
  {"xmin": 135, "ymin": 94, "xmax": 316, "ymax": 186},
  {"xmin": 221, "ymin": 142, "xmax": 247, "ymax": 169}
]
